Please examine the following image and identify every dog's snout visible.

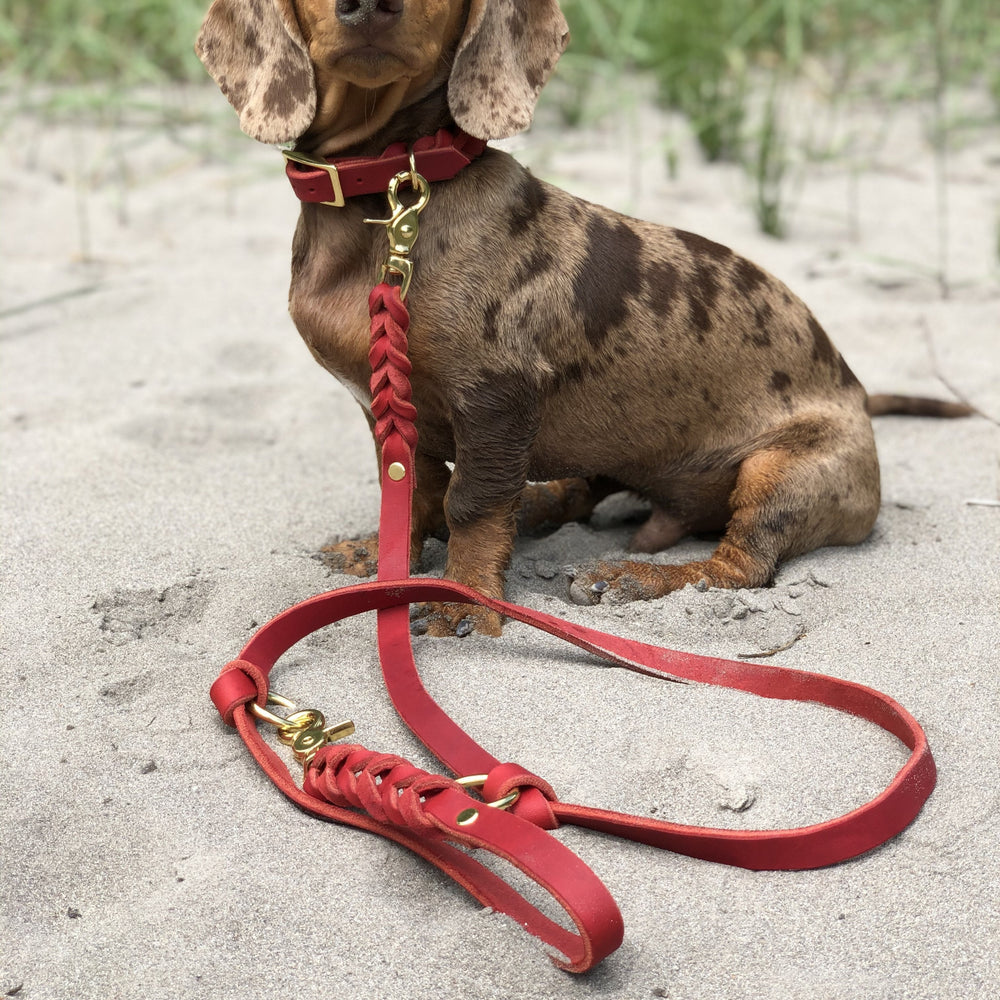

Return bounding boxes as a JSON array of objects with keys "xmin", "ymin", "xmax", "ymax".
[{"xmin": 335, "ymin": 0, "xmax": 404, "ymax": 30}]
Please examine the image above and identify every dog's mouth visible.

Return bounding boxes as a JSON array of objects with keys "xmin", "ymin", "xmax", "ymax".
[{"xmin": 324, "ymin": 43, "xmax": 413, "ymax": 86}]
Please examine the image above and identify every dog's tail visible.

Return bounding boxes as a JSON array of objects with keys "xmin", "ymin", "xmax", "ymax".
[{"xmin": 866, "ymin": 393, "xmax": 976, "ymax": 418}]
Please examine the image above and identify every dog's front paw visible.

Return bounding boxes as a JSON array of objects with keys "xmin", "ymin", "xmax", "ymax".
[
  {"xmin": 319, "ymin": 535, "xmax": 379, "ymax": 577},
  {"xmin": 410, "ymin": 602, "xmax": 503, "ymax": 638},
  {"xmin": 566, "ymin": 560, "xmax": 673, "ymax": 605}
]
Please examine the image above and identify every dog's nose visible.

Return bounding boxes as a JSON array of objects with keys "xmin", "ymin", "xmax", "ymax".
[{"xmin": 336, "ymin": 0, "xmax": 404, "ymax": 30}]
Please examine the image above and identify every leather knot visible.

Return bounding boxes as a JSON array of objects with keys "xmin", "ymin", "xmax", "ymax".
[
  {"xmin": 210, "ymin": 659, "xmax": 268, "ymax": 726},
  {"xmin": 483, "ymin": 763, "xmax": 559, "ymax": 830}
]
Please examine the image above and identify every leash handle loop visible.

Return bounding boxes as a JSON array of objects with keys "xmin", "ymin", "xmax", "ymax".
[{"xmin": 228, "ymin": 702, "xmax": 624, "ymax": 971}]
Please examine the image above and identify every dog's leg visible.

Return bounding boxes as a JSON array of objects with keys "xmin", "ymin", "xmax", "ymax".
[
  {"xmin": 321, "ymin": 448, "xmax": 450, "ymax": 576},
  {"xmin": 412, "ymin": 375, "xmax": 539, "ymax": 636},
  {"xmin": 568, "ymin": 424, "xmax": 880, "ymax": 605},
  {"xmin": 517, "ymin": 477, "xmax": 618, "ymax": 534},
  {"xmin": 414, "ymin": 480, "xmax": 522, "ymax": 636},
  {"xmin": 414, "ymin": 501, "xmax": 518, "ymax": 637}
]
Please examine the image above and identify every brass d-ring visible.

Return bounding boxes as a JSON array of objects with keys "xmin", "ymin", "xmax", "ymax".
[
  {"xmin": 455, "ymin": 774, "xmax": 520, "ymax": 811},
  {"xmin": 248, "ymin": 692, "xmax": 301, "ymax": 730}
]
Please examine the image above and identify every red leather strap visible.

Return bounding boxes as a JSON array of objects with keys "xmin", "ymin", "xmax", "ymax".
[
  {"xmin": 211, "ymin": 284, "xmax": 937, "ymax": 971},
  {"xmin": 218, "ymin": 576, "xmax": 936, "ymax": 867},
  {"xmin": 286, "ymin": 128, "xmax": 488, "ymax": 204}
]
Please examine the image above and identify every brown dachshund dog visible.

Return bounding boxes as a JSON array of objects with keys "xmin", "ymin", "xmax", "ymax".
[{"xmin": 197, "ymin": 0, "xmax": 970, "ymax": 636}]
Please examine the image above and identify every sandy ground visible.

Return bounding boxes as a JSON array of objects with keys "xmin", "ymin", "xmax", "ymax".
[{"xmin": 2, "ymin": 81, "xmax": 999, "ymax": 999}]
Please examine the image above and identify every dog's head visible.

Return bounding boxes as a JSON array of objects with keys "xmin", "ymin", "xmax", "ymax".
[{"xmin": 196, "ymin": 0, "xmax": 569, "ymax": 149}]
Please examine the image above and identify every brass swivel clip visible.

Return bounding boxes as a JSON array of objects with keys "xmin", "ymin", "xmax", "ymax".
[
  {"xmin": 365, "ymin": 152, "xmax": 431, "ymax": 300},
  {"xmin": 250, "ymin": 692, "xmax": 356, "ymax": 772}
]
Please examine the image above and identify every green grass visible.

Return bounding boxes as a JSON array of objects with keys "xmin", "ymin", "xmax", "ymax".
[
  {"xmin": 560, "ymin": 0, "xmax": 1000, "ymax": 237},
  {"xmin": 6, "ymin": 0, "xmax": 996, "ymax": 125},
  {"xmin": 0, "ymin": 0, "xmax": 206, "ymax": 85},
  {"xmin": 562, "ymin": 0, "xmax": 1000, "ymax": 109}
]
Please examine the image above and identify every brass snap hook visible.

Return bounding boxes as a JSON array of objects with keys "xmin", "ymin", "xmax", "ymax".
[
  {"xmin": 250, "ymin": 692, "xmax": 356, "ymax": 768},
  {"xmin": 364, "ymin": 154, "xmax": 431, "ymax": 299}
]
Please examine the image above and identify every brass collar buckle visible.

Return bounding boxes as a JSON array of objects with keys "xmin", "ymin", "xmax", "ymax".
[{"xmin": 282, "ymin": 149, "xmax": 346, "ymax": 207}]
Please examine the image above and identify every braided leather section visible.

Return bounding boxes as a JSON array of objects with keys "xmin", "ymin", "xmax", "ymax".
[
  {"xmin": 368, "ymin": 284, "xmax": 418, "ymax": 450},
  {"xmin": 304, "ymin": 743, "xmax": 459, "ymax": 832}
]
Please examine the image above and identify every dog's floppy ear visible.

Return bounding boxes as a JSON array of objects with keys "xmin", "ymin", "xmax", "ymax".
[
  {"xmin": 449, "ymin": 0, "xmax": 569, "ymax": 140},
  {"xmin": 195, "ymin": 0, "xmax": 315, "ymax": 144}
]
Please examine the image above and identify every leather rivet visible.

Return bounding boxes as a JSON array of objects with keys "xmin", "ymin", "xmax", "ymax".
[
  {"xmin": 456, "ymin": 808, "xmax": 479, "ymax": 827},
  {"xmin": 387, "ymin": 462, "xmax": 406, "ymax": 482}
]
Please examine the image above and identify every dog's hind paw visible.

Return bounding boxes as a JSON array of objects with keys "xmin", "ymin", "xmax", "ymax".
[
  {"xmin": 518, "ymin": 478, "xmax": 597, "ymax": 534},
  {"xmin": 565, "ymin": 568, "xmax": 608, "ymax": 606},
  {"xmin": 567, "ymin": 560, "xmax": 676, "ymax": 605}
]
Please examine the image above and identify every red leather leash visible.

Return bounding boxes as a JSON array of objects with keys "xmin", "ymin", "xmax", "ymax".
[{"xmin": 211, "ymin": 160, "xmax": 937, "ymax": 972}]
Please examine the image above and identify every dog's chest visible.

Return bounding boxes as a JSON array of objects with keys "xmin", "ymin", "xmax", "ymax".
[
  {"xmin": 288, "ymin": 209, "xmax": 389, "ymax": 402},
  {"xmin": 289, "ymin": 272, "xmax": 373, "ymax": 406}
]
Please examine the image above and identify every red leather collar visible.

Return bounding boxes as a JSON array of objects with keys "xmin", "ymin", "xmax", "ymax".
[{"xmin": 284, "ymin": 128, "xmax": 487, "ymax": 206}]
